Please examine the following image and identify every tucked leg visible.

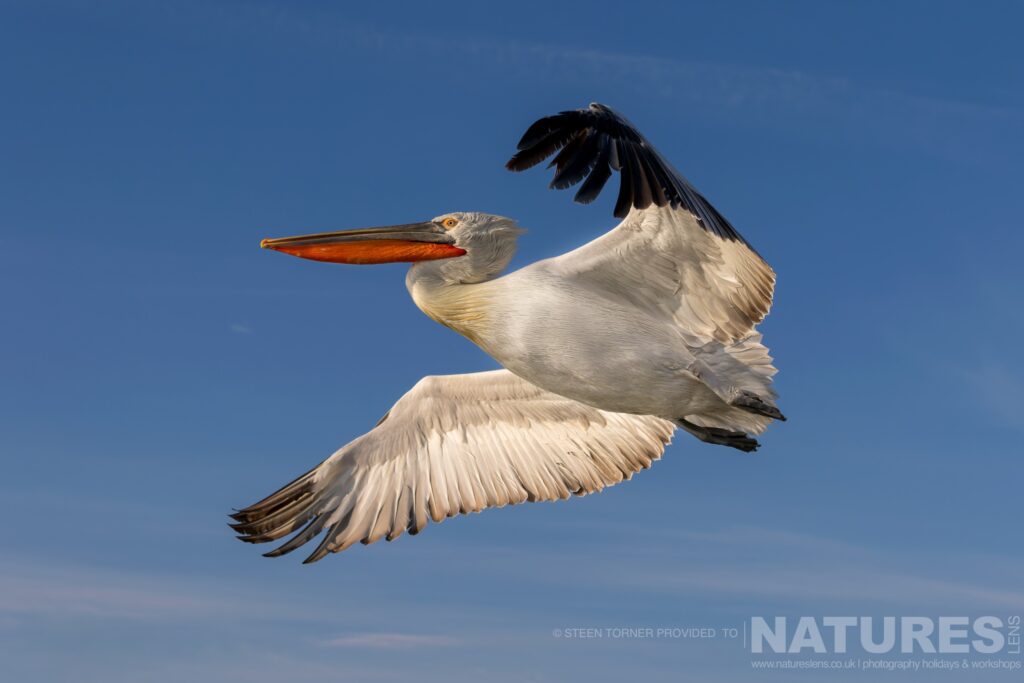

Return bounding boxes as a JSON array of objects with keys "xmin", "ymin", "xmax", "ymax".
[
  {"xmin": 676, "ymin": 417, "xmax": 760, "ymax": 453},
  {"xmin": 730, "ymin": 390, "xmax": 787, "ymax": 421}
]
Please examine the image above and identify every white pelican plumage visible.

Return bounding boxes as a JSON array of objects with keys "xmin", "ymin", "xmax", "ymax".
[{"xmin": 232, "ymin": 103, "xmax": 784, "ymax": 562}]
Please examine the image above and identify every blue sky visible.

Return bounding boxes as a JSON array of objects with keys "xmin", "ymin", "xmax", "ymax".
[{"xmin": 2, "ymin": 1, "xmax": 1023, "ymax": 680}]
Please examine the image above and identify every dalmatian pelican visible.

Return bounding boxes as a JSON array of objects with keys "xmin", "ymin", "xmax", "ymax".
[{"xmin": 232, "ymin": 103, "xmax": 784, "ymax": 562}]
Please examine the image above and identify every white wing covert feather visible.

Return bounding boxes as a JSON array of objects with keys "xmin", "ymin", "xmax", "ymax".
[
  {"xmin": 231, "ymin": 370, "xmax": 675, "ymax": 563},
  {"xmin": 553, "ymin": 206, "xmax": 775, "ymax": 343},
  {"xmin": 507, "ymin": 103, "xmax": 775, "ymax": 343}
]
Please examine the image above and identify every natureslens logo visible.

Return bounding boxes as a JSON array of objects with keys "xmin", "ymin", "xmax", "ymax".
[{"xmin": 750, "ymin": 616, "xmax": 1022, "ymax": 655}]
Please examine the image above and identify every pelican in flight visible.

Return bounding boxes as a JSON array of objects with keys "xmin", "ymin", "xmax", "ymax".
[{"xmin": 232, "ymin": 103, "xmax": 784, "ymax": 562}]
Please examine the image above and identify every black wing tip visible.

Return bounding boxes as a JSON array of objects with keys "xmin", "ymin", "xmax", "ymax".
[
  {"xmin": 505, "ymin": 103, "xmax": 748, "ymax": 244},
  {"xmin": 504, "ymin": 155, "xmax": 531, "ymax": 172},
  {"xmin": 230, "ymin": 466, "xmax": 321, "ymax": 555},
  {"xmin": 503, "ymin": 102, "xmax": 670, "ymax": 214}
]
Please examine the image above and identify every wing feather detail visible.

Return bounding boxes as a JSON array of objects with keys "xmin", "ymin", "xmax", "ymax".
[
  {"xmin": 231, "ymin": 370, "xmax": 676, "ymax": 563},
  {"xmin": 551, "ymin": 206, "xmax": 775, "ymax": 343},
  {"xmin": 507, "ymin": 103, "xmax": 775, "ymax": 342},
  {"xmin": 506, "ymin": 102, "xmax": 745, "ymax": 242}
]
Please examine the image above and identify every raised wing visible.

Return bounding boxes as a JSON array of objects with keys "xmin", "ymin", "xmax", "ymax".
[
  {"xmin": 553, "ymin": 206, "xmax": 775, "ymax": 343},
  {"xmin": 231, "ymin": 370, "xmax": 675, "ymax": 563},
  {"xmin": 507, "ymin": 103, "xmax": 774, "ymax": 342}
]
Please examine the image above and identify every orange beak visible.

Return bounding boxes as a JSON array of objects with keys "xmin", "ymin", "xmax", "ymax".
[{"xmin": 260, "ymin": 222, "xmax": 466, "ymax": 264}]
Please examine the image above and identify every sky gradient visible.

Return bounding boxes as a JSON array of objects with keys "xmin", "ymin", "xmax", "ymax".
[{"xmin": 2, "ymin": 1, "xmax": 1023, "ymax": 681}]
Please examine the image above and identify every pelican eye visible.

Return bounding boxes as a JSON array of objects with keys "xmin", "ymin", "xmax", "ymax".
[{"xmin": 440, "ymin": 217, "xmax": 459, "ymax": 229}]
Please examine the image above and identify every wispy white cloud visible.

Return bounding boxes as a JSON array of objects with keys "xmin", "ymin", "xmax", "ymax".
[
  {"xmin": 230, "ymin": 323, "xmax": 253, "ymax": 334},
  {"xmin": 647, "ymin": 537, "xmax": 1024, "ymax": 610},
  {"xmin": 0, "ymin": 562, "xmax": 234, "ymax": 620},
  {"xmin": 0, "ymin": 558, "xmax": 317, "ymax": 622},
  {"xmin": 458, "ymin": 523, "xmax": 1024, "ymax": 611},
  {"xmin": 224, "ymin": 3, "xmax": 1018, "ymax": 163},
  {"xmin": 958, "ymin": 363, "xmax": 1024, "ymax": 432},
  {"xmin": 625, "ymin": 564, "xmax": 1024, "ymax": 610},
  {"xmin": 321, "ymin": 632, "xmax": 461, "ymax": 648}
]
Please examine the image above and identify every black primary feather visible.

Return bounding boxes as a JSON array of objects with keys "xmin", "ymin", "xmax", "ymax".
[
  {"xmin": 547, "ymin": 131, "xmax": 587, "ymax": 175},
  {"xmin": 505, "ymin": 102, "xmax": 746, "ymax": 242},
  {"xmin": 550, "ymin": 131, "xmax": 600, "ymax": 189},
  {"xmin": 573, "ymin": 136, "xmax": 613, "ymax": 204}
]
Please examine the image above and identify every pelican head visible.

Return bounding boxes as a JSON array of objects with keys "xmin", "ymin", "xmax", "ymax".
[{"xmin": 261, "ymin": 212, "xmax": 524, "ymax": 283}]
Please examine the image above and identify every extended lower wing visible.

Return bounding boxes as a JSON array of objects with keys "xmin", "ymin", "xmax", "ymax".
[{"xmin": 231, "ymin": 370, "xmax": 675, "ymax": 563}]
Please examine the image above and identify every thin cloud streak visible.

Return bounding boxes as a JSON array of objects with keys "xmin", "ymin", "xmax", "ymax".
[
  {"xmin": 461, "ymin": 523, "xmax": 1024, "ymax": 611},
  {"xmin": 0, "ymin": 567, "xmax": 235, "ymax": 620},
  {"xmin": 0, "ymin": 559, "xmax": 321, "ymax": 622},
  {"xmin": 628, "ymin": 566, "xmax": 1024, "ymax": 610},
  {"xmin": 958, "ymin": 363, "xmax": 1024, "ymax": 432},
  {"xmin": 234, "ymin": 4, "xmax": 1019, "ymax": 162},
  {"xmin": 321, "ymin": 633, "xmax": 461, "ymax": 648}
]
